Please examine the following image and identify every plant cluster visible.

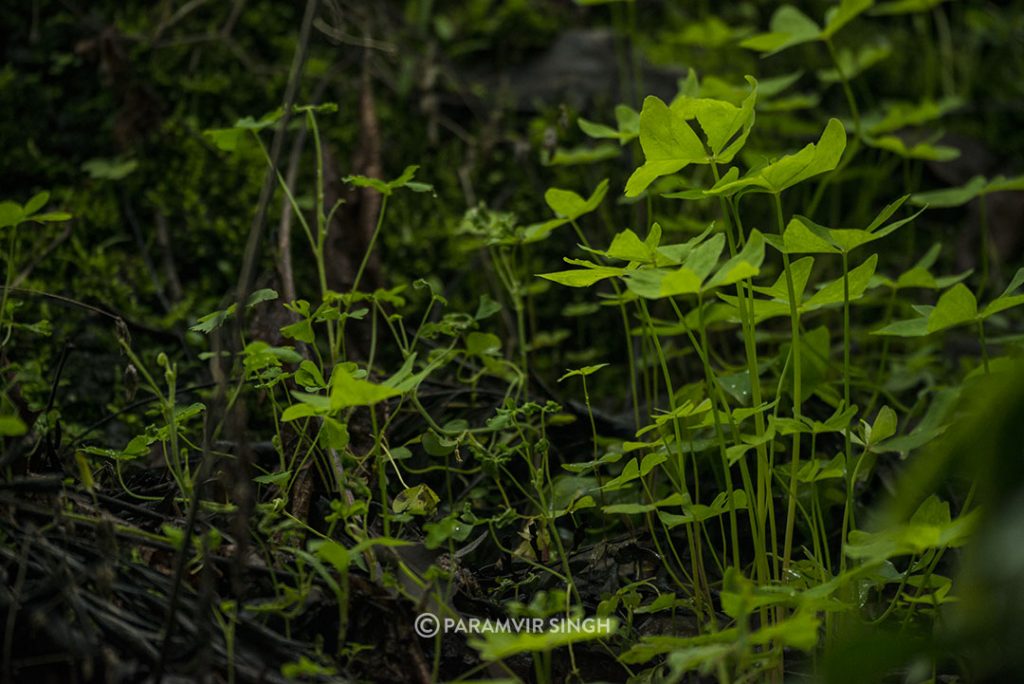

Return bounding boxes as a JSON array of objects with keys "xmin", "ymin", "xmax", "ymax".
[{"xmin": 3, "ymin": 1, "xmax": 1024, "ymax": 683}]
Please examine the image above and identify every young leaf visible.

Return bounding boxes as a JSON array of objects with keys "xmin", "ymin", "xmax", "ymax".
[
  {"xmin": 741, "ymin": 0, "xmax": 873, "ymax": 55},
  {"xmin": 864, "ymin": 134, "xmax": 959, "ymax": 161},
  {"xmin": 469, "ymin": 619, "xmax": 618, "ymax": 661},
  {"xmin": 544, "ymin": 179, "xmax": 609, "ymax": 221},
  {"xmin": 705, "ymin": 229, "xmax": 765, "ymax": 289},
  {"xmin": 673, "ymin": 76, "xmax": 758, "ymax": 162},
  {"xmin": 558, "ymin": 364, "xmax": 609, "ymax": 382},
  {"xmin": 821, "ymin": 0, "xmax": 874, "ymax": 39},
  {"xmin": 708, "ymin": 119, "xmax": 847, "ymax": 196},
  {"xmin": 802, "ymin": 254, "xmax": 878, "ymax": 311},
  {"xmin": 578, "ymin": 104, "xmax": 640, "ymax": 144},
  {"xmin": 600, "ymin": 229, "xmax": 657, "ymax": 263},
  {"xmin": 625, "ymin": 96, "xmax": 707, "ymax": 197},
  {"xmin": 538, "ymin": 261, "xmax": 626, "ymax": 287},
  {"xmin": 625, "ymin": 267, "xmax": 703, "ymax": 299},
  {"xmin": 910, "ymin": 174, "xmax": 1024, "ymax": 208},
  {"xmin": 873, "ymin": 283, "xmax": 978, "ymax": 336},
  {"xmin": 392, "ymin": 483, "xmax": 440, "ymax": 516},
  {"xmin": 740, "ymin": 6, "xmax": 821, "ymax": 55},
  {"xmin": 330, "ymin": 367, "xmax": 402, "ymax": 410},
  {"xmin": 344, "ymin": 165, "xmax": 431, "ymax": 196},
  {"xmin": 926, "ymin": 283, "xmax": 978, "ymax": 333},
  {"xmin": 981, "ymin": 267, "xmax": 1024, "ymax": 318}
]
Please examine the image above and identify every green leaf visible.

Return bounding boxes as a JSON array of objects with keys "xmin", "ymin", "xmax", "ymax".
[
  {"xmin": 23, "ymin": 192, "xmax": 49, "ymax": 215},
  {"xmin": 659, "ymin": 490, "xmax": 748, "ymax": 526},
  {"xmin": 578, "ymin": 104, "xmax": 640, "ymax": 144},
  {"xmin": 817, "ymin": 41, "xmax": 892, "ymax": 83},
  {"xmin": 282, "ymin": 390, "xmax": 332, "ymax": 421},
  {"xmin": 423, "ymin": 514, "xmax": 474, "ymax": 549},
  {"xmin": 0, "ymin": 192, "xmax": 71, "ymax": 229},
  {"xmin": 586, "ymin": 228, "xmax": 658, "ymax": 263},
  {"xmin": 753, "ymin": 256, "xmax": 815, "ymax": 305},
  {"xmin": 204, "ymin": 127, "xmax": 248, "ymax": 152},
  {"xmin": 330, "ymin": 367, "xmax": 402, "ymax": 409},
  {"xmin": 625, "ymin": 267, "xmax": 703, "ymax": 299},
  {"xmin": 538, "ymin": 260, "xmax": 626, "ymax": 287},
  {"xmin": 864, "ymin": 134, "xmax": 959, "ymax": 161},
  {"xmin": 474, "ymin": 294, "xmax": 502, "ymax": 320},
  {"xmin": 558, "ymin": 363, "xmax": 609, "ymax": 382},
  {"xmin": 392, "ymin": 483, "xmax": 440, "ymax": 516},
  {"xmin": 280, "ymin": 318, "xmax": 315, "ymax": 344},
  {"xmin": 846, "ymin": 498, "xmax": 978, "ymax": 561},
  {"xmin": 740, "ymin": 6, "xmax": 821, "ymax": 55},
  {"xmin": 872, "ymin": 317, "xmax": 930, "ymax": 337},
  {"xmin": 822, "ymin": 0, "xmax": 874, "ymax": 39},
  {"xmin": 603, "ymin": 458, "xmax": 642, "ymax": 491},
  {"xmin": 705, "ymin": 229, "xmax": 765, "ymax": 289},
  {"xmin": 544, "ymin": 179, "xmax": 609, "ymax": 221},
  {"xmin": 247, "ymin": 288, "xmax": 279, "ymax": 308},
  {"xmin": 625, "ymin": 96, "xmax": 707, "ymax": 197},
  {"xmin": 344, "ymin": 165, "xmax": 430, "ymax": 196},
  {"xmin": 709, "ymin": 119, "xmax": 846, "ymax": 196},
  {"xmin": 783, "ymin": 197, "xmax": 920, "ymax": 254},
  {"xmin": 0, "ymin": 202, "xmax": 24, "ymax": 229},
  {"xmin": 0, "ymin": 414, "xmax": 27, "ymax": 436},
  {"xmin": 683, "ymin": 233, "xmax": 727, "ymax": 281},
  {"xmin": 82, "ymin": 157, "xmax": 138, "ymax": 180},
  {"xmin": 927, "ymin": 283, "xmax": 978, "ymax": 333},
  {"xmin": 469, "ymin": 618, "xmax": 618, "ymax": 661},
  {"xmin": 602, "ymin": 502, "xmax": 658, "ymax": 515},
  {"xmin": 466, "ymin": 331, "xmax": 502, "ymax": 357},
  {"xmin": 577, "ymin": 118, "xmax": 620, "ymax": 140},
  {"xmin": 802, "ymin": 254, "xmax": 878, "ymax": 310},
  {"xmin": 27, "ymin": 211, "xmax": 72, "ymax": 224},
  {"xmin": 873, "ymin": 283, "xmax": 982, "ymax": 337},
  {"xmin": 866, "ymin": 97, "xmax": 962, "ymax": 135},
  {"xmin": 868, "ymin": 405, "xmax": 898, "ymax": 445},
  {"xmin": 910, "ymin": 174, "xmax": 1024, "ymax": 208},
  {"xmin": 673, "ymin": 76, "xmax": 758, "ymax": 162},
  {"xmin": 254, "ymin": 470, "xmax": 292, "ymax": 486},
  {"xmin": 982, "ymin": 267, "xmax": 1024, "ymax": 318},
  {"xmin": 190, "ymin": 305, "xmax": 235, "ymax": 334},
  {"xmin": 320, "ymin": 416, "xmax": 350, "ymax": 450}
]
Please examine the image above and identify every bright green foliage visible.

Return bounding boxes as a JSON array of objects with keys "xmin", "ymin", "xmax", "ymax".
[
  {"xmin": 817, "ymin": 42, "xmax": 892, "ymax": 83},
  {"xmin": 344, "ymin": 164, "xmax": 434, "ymax": 196},
  {"xmin": 740, "ymin": 0, "xmax": 874, "ymax": 56},
  {"xmin": 525, "ymin": 179, "xmax": 610, "ymax": 241},
  {"xmin": 910, "ymin": 174, "xmax": 1024, "ymax": 207},
  {"xmin": 0, "ymin": 192, "xmax": 71, "ymax": 229},
  {"xmin": 875, "ymin": 269, "xmax": 1024, "ymax": 336},
  {"xmin": 707, "ymin": 118, "xmax": 846, "ymax": 196},
  {"xmin": 6, "ymin": 3, "xmax": 1024, "ymax": 683},
  {"xmin": 845, "ymin": 495, "xmax": 978, "ymax": 561},
  {"xmin": 578, "ymin": 105, "xmax": 640, "ymax": 144},
  {"xmin": 542, "ymin": 227, "xmax": 765, "ymax": 299},
  {"xmin": 469, "ymin": 618, "xmax": 618, "ymax": 661},
  {"xmin": 779, "ymin": 196, "xmax": 923, "ymax": 254},
  {"xmin": 625, "ymin": 78, "xmax": 757, "ymax": 196}
]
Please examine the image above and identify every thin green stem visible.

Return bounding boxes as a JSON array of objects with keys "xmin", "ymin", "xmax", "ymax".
[
  {"xmin": 774, "ymin": 193, "xmax": 803, "ymax": 578},
  {"xmin": 351, "ymin": 195, "xmax": 389, "ymax": 295}
]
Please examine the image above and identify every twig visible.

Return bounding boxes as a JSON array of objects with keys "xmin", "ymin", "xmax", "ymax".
[
  {"xmin": 217, "ymin": 0, "xmax": 317, "ymax": 614},
  {"xmin": 154, "ymin": 212, "xmax": 183, "ymax": 302},
  {"xmin": 122, "ymin": 191, "xmax": 172, "ymax": 313},
  {"xmin": 233, "ymin": 0, "xmax": 318, "ymax": 308}
]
